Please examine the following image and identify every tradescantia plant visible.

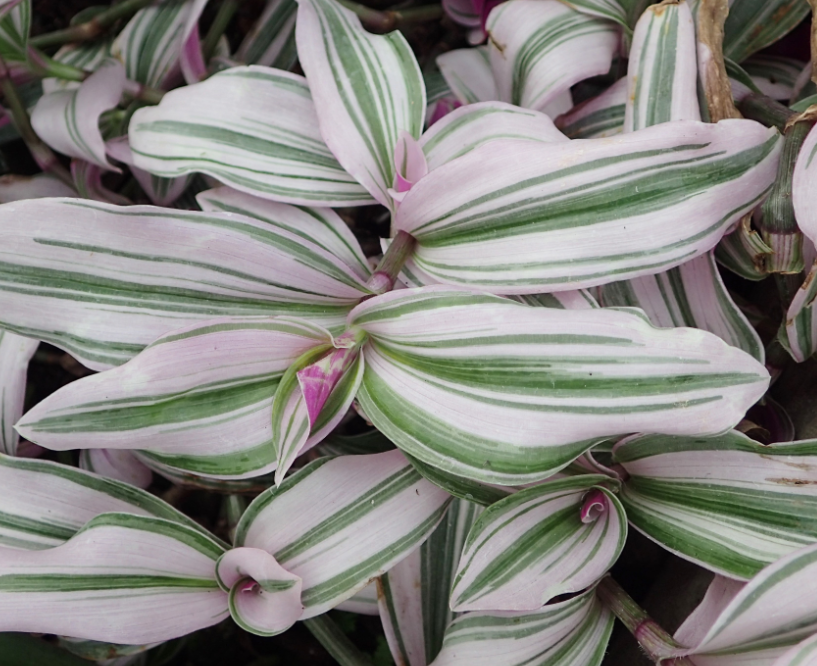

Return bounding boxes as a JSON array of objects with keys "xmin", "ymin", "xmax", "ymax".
[{"xmin": 3, "ymin": 0, "xmax": 817, "ymax": 664}]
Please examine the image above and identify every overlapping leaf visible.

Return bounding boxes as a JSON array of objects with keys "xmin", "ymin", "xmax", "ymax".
[
  {"xmin": 237, "ymin": 0, "xmax": 298, "ymax": 69},
  {"xmin": 395, "ymin": 120, "xmax": 780, "ymax": 293},
  {"xmin": 615, "ymin": 432, "xmax": 817, "ymax": 579},
  {"xmin": 786, "ymin": 261, "xmax": 817, "ymax": 363},
  {"xmin": 351, "ymin": 287, "xmax": 769, "ymax": 485},
  {"xmin": 106, "ymin": 136, "xmax": 190, "ymax": 207},
  {"xmin": 743, "ymin": 55, "xmax": 804, "ymax": 101},
  {"xmin": 560, "ymin": 0, "xmax": 652, "ymax": 31},
  {"xmin": 715, "ymin": 214, "xmax": 772, "ymax": 281},
  {"xmin": 722, "ymin": 0, "xmax": 810, "ymax": 65},
  {"xmin": 17, "ymin": 317, "xmax": 331, "ymax": 479},
  {"xmin": 0, "ymin": 331, "xmax": 36, "ymax": 455},
  {"xmin": 792, "ymin": 122, "xmax": 817, "ymax": 246},
  {"xmin": 554, "ymin": 77, "xmax": 627, "ymax": 139},
  {"xmin": 79, "ymin": 448, "xmax": 153, "ymax": 488},
  {"xmin": 129, "ymin": 66, "xmax": 374, "ymax": 206},
  {"xmin": 0, "ymin": 198, "xmax": 370, "ymax": 369},
  {"xmin": 0, "ymin": 0, "xmax": 28, "ymax": 64},
  {"xmin": 436, "ymin": 47, "xmax": 497, "ymax": 105}
]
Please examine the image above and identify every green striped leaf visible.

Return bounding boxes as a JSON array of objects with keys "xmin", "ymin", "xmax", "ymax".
[
  {"xmin": 793, "ymin": 122, "xmax": 817, "ymax": 247},
  {"xmin": 0, "ymin": 198, "xmax": 370, "ymax": 370},
  {"xmin": 451, "ymin": 476, "xmax": 625, "ymax": 611},
  {"xmin": 516, "ymin": 289, "xmax": 600, "ymax": 309},
  {"xmin": 235, "ymin": 450, "xmax": 452, "ymax": 616},
  {"xmin": 0, "ymin": 0, "xmax": 28, "ymax": 63},
  {"xmin": 554, "ymin": 77, "xmax": 627, "ymax": 139},
  {"xmin": 0, "ymin": 512, "xmax": 228, "ymax": 644},
  {"xmin": 336, "ymin": 581, "xmax": 379, "ymax": 615},
  {"xmin": 486, "ymin": 0, "xmax": 618, "ymax": 113},
  {"xmin": 436, "ymin": 47, "xmax": 497, "ymax": 106},
  {"xmin": 237, "ymin": 0, "xmax": 297, "ymax": 69},
  {"xmin": 743, "ymin": 55, "xmax": 805, "ymax": 101},
  {"xmin": 723, "ymin": 0, "xmax": 810, "ymax": 65},
  {"xmin": 600, "ymin": 252, "xmax": 764, "ymax": 362},
  {"xmin": 319, "ymin": 429, "xmax": 395, "ymax": 456},
  {"xmin": 379, "ymin": 498, "xmax": 482, "ymax": 666},
  {"xmin": 129, "ymin": 66, "xmax": 374, "ymax": 206},
  {"xmin": 79, "ymin": 448, "xmax": 153, "ymax": 488},
  {"xmin": 624, "ymin": 0, "xmax": 700, "ymax": 131},
  {"xmin": 773, "ymin": 633, "xmax": 817, "ymax": 666},
  {"xmin": 432, "ymin": 587, "xmax": 613, "ymax": 666},
  {"xmin": 715, "ymin": 214, "xmax": 771, "ymax": 281},
  {"xmin": 106, "ymin": 136, "xmax": 191, "ymax": 208},
  {"xmin": 615, "ymin": 431, "xmax": 817, "ymax": 579},
  {"xmin": 17, "ymin": 317, "xmax": 331, "ymax": 480},
  {"xmin": 560, "ymin": 0, "xmax": 652, "ymax": 30},
  {"xmin": 0, "ymin": 330, "xmax": 36, "ymax": 455},
  {"xmin": 395, "ymin": 120, "xmax": 781, "ymax": 293},
  {"xmin": 31, "ymin": 58, "xmax": 125, "ymax": 169},
  {"xmin": 112, "ymin": 0, "xmax": 207, "ymax": 88},
  {"xmin": 407, "ymin": 455, "xmax": 514, "ymax": 507},
  {"xmin": 351, "ymin": 287, "xmax": 769, "ymax": 485},
  {"xmin": 0, "ymin": 451, "xmax": 222, "ymax": 551},
  {"xmin": 785, "ymin": 262, "xmax": 817, "ymax": 363},
  {"xmin": 295, "ymin": 0, "xmax": 425, "ymax": 209},
  {"xmin": 41, "ymin": 37, "xmax": 113, "ymax": 93}
]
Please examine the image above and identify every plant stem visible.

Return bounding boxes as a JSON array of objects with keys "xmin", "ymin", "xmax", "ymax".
[
  {"xmin": 0, "ymin": 59, "xmax": 72, "ymax": 185},
  {"xmin": 337, "ymin": 0, "xmax": 442, "ymax": 32},
  {"xmin": 596, "ymin": 576, "xmax": 694, "ymax": 664},
  {"xmin": 738, "ymin": 92, "xmax": 796, "ymax": 132},
  {"xmin": 366, "ymin": 230, "xmax": 416, "ymax": 294},
  {"xmin": 30, "ymin": 0, "xmax": 159, "ymax": 49},
  {"xmin": 203, "ymin": 0, "xmax": 240, "ymax": 61},
  {"xmin": 303, "ymin": 615, "xmax": 375, "ymax": 666}
]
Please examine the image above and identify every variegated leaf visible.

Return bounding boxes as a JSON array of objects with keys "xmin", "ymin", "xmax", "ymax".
[
  {"xmin": 715, "ymin": 214, "xmax": 771, "ymax": 281},
  {"xmin": 336, "ymin": 581, "xmax": 379, "ymax": 615},
  {"xmin": 196, "ymin": 186, "xmax": 371, "ymax": 281},
  {"xmin": 17, "ymin": 317, "xmax": 331, "ymax": 479},
  {"xmin": 785, "ymin": 261, "xmax": 817, "ymax": 362},
  {"xmin": 615, "ymin": 432, "xmax": 817, "ymax": 579},
  {"xmin": 436, "ymin": 47, "xmax": 498, "ymax": 106},
  {"xmin": 793, "ymin": 122, "xmax": 817, "ymax": 246},
  {"xmin": 41, "ymin": 38, "xmax": 113, "ymax": 93},
  {"xmin": 351, "ymin": 287, "xmax": 769, "ymax": 485},
  {"xmin": 0, "ymin": 512, "xmax": 228, "ymax": 644},
  {"xmin": 600, "ymin": 253, "xmax": 764, "ymax": 362},
  {"xmin": 407, "ymin": 454, "xmax": 513, "ymax": 507},
  {"xmin": 743, "ymin": 55, "xmax": 805, "ymax": 102},
  {"xmin": 486, "ymin": 0, "xmax": 619, "ymax": 113},
  {"xmin": 0, "ymin": 330, "xmax": 37, "ymax": 455},
  {"xmin": 112, "ymin": 0, "xmax": 208, "ymax": 88},
  {"xmin": 106, "ymin": 136, "xmax": 190, "ymax": 207},
  {"xmin": 78, "ymin": 449, "xmax": 153, "ymax": 488},
  {"xmin": 554, "ymin": 77, "xmax": 627, "ymax": 139},
  {"xmin": 31, "ymin": 58, "xmax": 125, "ymax": 170},
  {"xmin": 0, "ymin": 173, "xmax": 75, "ymax": 201},
  {"xmin": 71, "ymin": 159, "xmax": 131, "ymax": 204},
  {"xmin": 295, "ymin": 0, "xmax": 425, "ymax": 209},
  {"xmin": 395, "ymin": 120, "xmax": 780, "ymax": 293},
  {"xmin": 723, "ymin": 0, "xmax": 810, "ymax": 65},
  {"xmin": 560, "ymin": 0, "xmax": 652, "ymax": 30},
  {"xmin": 450, "ymin": 476, "xmax": 625, "ymax": 611},
  {"xmin": 773, "ymin": 633, "xmax": 817, "ymax": 666},
  {"xmin": 0, "ymin": 198, "xmax": 370, "ymax": 370},
  {"xmin": 515, "ymin": 289, "xmax": 599, "ymax": 309},
  {"xmin": 0, "ymin": 452, "xmax": 219, "ymax": 551},
  {"xmin": 129, "ymin": 66, "xmax": 374, "ymax": 206},
  {"xmin": 234, "ymin": 450, "xmax": 452, "ymax": 616},
  {"xmin": 379, "ymin": 498, "xmax": 483, "ymax": 666},
  {"xmin": 237, "ymin": 0, "xmax": 297, "ymax": 69},
  {"xmin": 431, "ymin": 587, "xmax": 613, "ymax": 666},
  {"xmin": 624, "ymin": 0, "xmax": 700, "ymax": 131},
  {"xmin": 0, "ymin": 0, "xmax": 28, "ymax": 63}
]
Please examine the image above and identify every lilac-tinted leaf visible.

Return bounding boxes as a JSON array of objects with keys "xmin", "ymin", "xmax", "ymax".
[
  {"xmin": 106, "ymin": 136, "xmax": 190, "ymax": 207},
  {"xmin": 0, "ymin": 173, "xmax": 75, "ymax": 201},
  {"xmin": 237, "ymin": 0, "xmax": 297, "ymax": 69},
  {"xmin": 71, "ymin": 159, "xmax": 131, "ymax": 204},
  {"xmin": 785, "ymin": 261, "xmax": 817, "ymax": 362},
  {"xmin": 79, "ymin": 449, "xmax": 153, "ymax": 489},
  {"xmin": 436, "ymin": 47, "xmax": 497, "ymax": 105},
  {"xmin": 743, "ymin": 55, "xmax": 804, "ymax": 102},
  {"xmin": 555, "ymin": 77, "xmax": 627, "ymax": 139},
  {"xmin": 792, "ymin": 122, "xmax": 817, "ymax": 246},
  {"xmin": 0, "ymin": 331, "xmax": 37, "ymax": 455}
]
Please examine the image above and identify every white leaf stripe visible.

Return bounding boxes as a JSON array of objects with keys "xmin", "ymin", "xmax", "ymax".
[
  {"xmin": 450, "ymin": 476, "xmax": 625, "ymax": 611},
  {"xmin": 237, "ymin": 0, "xmax": 298, "ymax": 68},
  {"xmin": 0, "ymin": 452, "xmax": 224, "ymax": 551},
  {"xmin": 431, "ymin": 587, "xmax": 613, "ymax": 666},
  {"xmin": 436, "ymin": 47, "xmax": 497, "ymax": 106},
  {"xmin": 129, "ymin": 66, "xmax": 374, "ymax": 206},
  {"xmin": 17, "ymin": 318, "xmax": 330, "ymax": 480},
  {"xmin": 236, "ymin": 451, "xmax": 451, "ymax": 616},
  {"xmin": 296, "ymin": 0, "xmax": 425, "ymax": 208},
  {"xmin": 0, "ymin": 330, "xmax": 36, "ymax": 455},
  {"xmin": 351, "ymin": 288, "xmax": 769, "ymax": 485},
  {"xmin": 0, "ymin": 198, "xmax": 368, "ymax": 370},
  {"xmin": 396, "ymin": 121, "xmax": 780, "ymax": 293},
  {"xmin": 615, "ymin": 432, "xmax": 817, "ymax": 579}
]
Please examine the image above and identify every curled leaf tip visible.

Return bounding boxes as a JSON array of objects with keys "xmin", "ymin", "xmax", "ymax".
[{"xmin": 580, "ymin": 489, "xmax": 609, "ymax": 523}]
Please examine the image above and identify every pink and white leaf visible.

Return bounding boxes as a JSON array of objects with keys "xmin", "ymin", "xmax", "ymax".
[
  {"xmin": 236, "ymin": 0, "xmax": 298, "ymax": 69},
  {"xmin": 436, "ymin": 47, "xmax": 498, "ymax": 105},
  {"xmin": 295, "ymin": 0, "xmax": 426, "ymax": 209},
  {"xmin": 336, "ymin": 581, "xmax": 379, "ymax": 615},
  {"xmin": 555, "ymin": 76, "xmax": 627, "ymax": 139},
  {"xmin": 0, "ymin": 173, "xmax": 75, "ymax": 201},
  {"xmin": 79, "ymin": 449, "xmax": 153, "ymax": 489},
  {"xmin": 773, "ymin": 633, "xmax": 817, "ymax": 666},
  {"xmin": 71, "ymin": 159, "xmax": 131, "ymax": 205},
  {"xmin": 785, "ymin": 261, "xmax": 817, "ymax": 363},
  {"xmin": 0, "ymin": 331, "xmax": 36, "ymax": 456},
  {"xmin": 235, "ymin": 450, "xmax": 452, "ymax": 616},
  {"xmin": 106, "ymin": 136, "xmax": 190, "ymax": 207},
  {"xmin": 793, "ymin": 123, "xmax": 817, "ymax": 247}
]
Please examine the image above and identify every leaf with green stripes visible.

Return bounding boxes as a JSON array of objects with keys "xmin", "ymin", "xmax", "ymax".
[
  {"xmin": 0, "ymin": 512, "xmax": 228, "ymax": 644},
  {"xmin": 722, "ymin": 0, "xmax": 810, "ymax": 65},
  {"xmin": 379, "ymin": 498, "xmax": 482, "ymax": 666},
  {"xmin": 31, "ymin": 58, "xmax": 125, "ymax": 169},
  {"xmin": 615, "ymin": 431, "xmax": 817, "ymax": 580},
  {"xmin": 106, "ymin": 135, "xmax": 191, "ymax": 207},
  {"xmin": 79, "ymin": 448, "xmax": 153, "ymax": 488},
  {"xmin": 0, "ymin": 0, "xmax": 28, "ymax": 63},
  {"xmin": 486, "ymin": 0, "xmax": 618, "ymax": 114},
  {"xmin": 336, "ymin": 581, "xmax": 379, "ymax": 615},
  {"xmin": 0, "ymin": 450, "xmax": 224, "ymax": 551},
  {"xmin": 41, "ymin": 37, "xmax": 113, "ymax": 93},
  {"xmin": 17, "ymin": 317, "xmax": 331, "ymax": 480},
  {"xmin": 237, "ymin": 0, "xmax": 297, "ymax": 69},
  {"xmin": 234, "ymin": 450, "xmax": 452, "ymax": 618},
  {"xmin": 350, "ymin": 287, "xmax": 769, "ymax": 485},
  {"xmin": 129, "ymin": 66, "xmax": 375, "ymax": 206},
  {"xmin": 0, "ymin": 331, "xmax": 37, "ymax": 455},
  {"xmin": 792, "ymin": 121, "xmax": 817, "ymax": 247},
  {"xmin": 773, "ymin": 633, "xmax": 817, "ymax": 666},
  {"xmin": 785, "ymin": 261, "xmax": 817, "ymax": 362},
  {"xmin": 436, "ymin": 47, "xmax": 497, "ymax": 106},
  {"xmin": 395, "ymin": 120, "xmax": 780, "ymax": 293},
  {"xmin": 554, "ymin": 77, "xmax": 627, "ymax": 139},
  {"xmin": 431, "ymin": 586, "xmax": 613, "ymax": 666},
  {"xmin": 295, "ymin": 0, "xmax": 425, "ymax": 209},
  {"xmin": 0, "ymin": 197, "xmax": 371, "ymax": 370},
  {"xmin": 112, "ymin": 0, "xmax": 207, "ymax": 88},
  {"xmin": 450, "ymin": 476, "xmax": 625, "ymax": 612},
  {"xmin": 715, "ymin": 214, "xmax": 771, "ymax": 281},
  {"xmin": 560, "ymin": 0, "xmax": 652, "ymax": 31},
  {"xmin": 743, "ymin": 55, "xmax": 805, "ymax": 101}
]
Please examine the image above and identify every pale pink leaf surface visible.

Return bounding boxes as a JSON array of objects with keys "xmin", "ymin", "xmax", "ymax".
[
  {"xmin": 390, "ymin": 131, "xmax": 428, "ymax": 202},
  {"xmin": 436, "ymin": 47, "xmax": 497, "ymax": 105},
  {"xmin": 772, "ymin": 633, "xmax": 817, "ymax": 666},
  {"xmin": 79, "ymin": 448, "xmax": 153, "ymax": 488},
  {"xmin": 17, "ymin": 317, "xmax": 331, "ymax": 480},
  {"xmin": 295, "ymin": 0, "xmax": 426, "ymax": 209},
  {"xmin": 336, "ymin": 582, "xmax": 379, "ymax": 615},
  {"xmin": 0, "ymin": 513, "xmax": 228, "ymax": 644},
  {"xmin": 555, "ymin": 76, "xmax": 627, "ymax": 139},
  {"xmin": 216, "ymin": 547, "xmax": 303, "ymax": 636},
  {"xmin": 0, "ymin": 331, "xmax": 37, "ymax": 456},
  {"xmin": 106, "ymin": 136, "xmax": 190, "ymax": 207},
  {"xmin": 674, "ymin": 576, "xmax": 747, "ymax": 650},
  {"xmin": 379, "ymin": 548, "xmax": 427, "ymax": 666},
  {"xmin": 785, "ymin": 261, "xmax": 817, "ymax": 362},
  {"xmin": 486, "ymin": 0, "xmax": 619, "ymax": 112},
  {"xmin": 31, "ymin": 58, "xmax": 125, "ymax": 170},
  {"xmin": 0, "ymin": 173, "xmax": 76, "ymax": 200},
  {"xmin": 793, "ymin": 122, "xmax": 817, "ymax": 246},
  {"xmin": 70, "ymin": 159, "xmax": 131, "ymax": 205},
  {"xmin": 236, "ymin": 450, "xmax": 452, "ymax": 617}
]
